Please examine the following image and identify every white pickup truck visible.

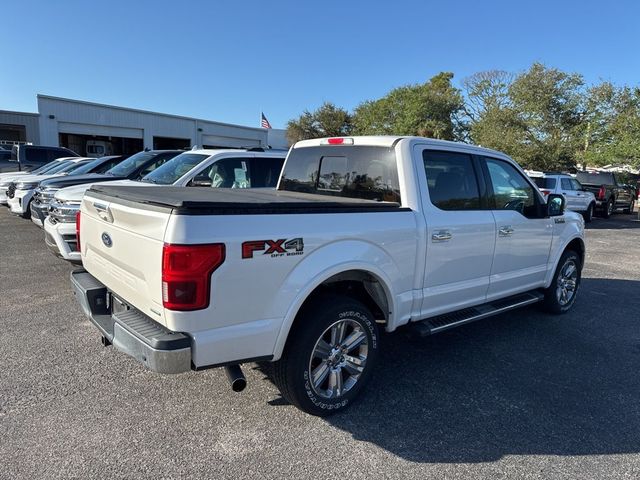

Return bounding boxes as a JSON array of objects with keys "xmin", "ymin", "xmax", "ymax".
[{"xmin": 71, "ymin": 136, "xmax": 585, "ymax": 416}]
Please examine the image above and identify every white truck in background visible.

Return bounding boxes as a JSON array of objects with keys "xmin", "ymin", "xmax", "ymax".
[{"xmin": 71, "ymin": 136, "xmax": 585, "ymax": 416}]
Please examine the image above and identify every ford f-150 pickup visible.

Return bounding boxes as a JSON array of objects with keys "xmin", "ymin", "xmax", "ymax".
[{"xmin": 71, "ymin": 136, "xmax": 585, "ymax": 416}]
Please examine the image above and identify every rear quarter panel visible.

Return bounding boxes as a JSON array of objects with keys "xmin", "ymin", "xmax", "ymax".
[{"xmin": 163, "ymin": 210, "xmax": 419, "ymax": 359}]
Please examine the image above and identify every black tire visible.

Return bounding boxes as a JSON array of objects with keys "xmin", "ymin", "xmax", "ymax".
[
  {"xmin": 582, "ymin": 203, "xmax": 594, "ymax": 223},
  {"xmin": 601, "ymin": 198, "xmax": 614, "ymax": 218},
  {"xmin": 623, "ymin": 198, "xmax": 635, "ymax": 214},
  {"xmin": 21, "ymin": 199, "xmax": 32, "ymax": 219},
  {"xmin": 272, "ymin": 295, "xmax": 379, "ymax": 416},
  {"xmin": 542, "ymin": 250, "xmax": 582, "ymax": 314}
]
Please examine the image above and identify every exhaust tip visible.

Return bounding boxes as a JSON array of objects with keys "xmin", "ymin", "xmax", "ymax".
[
  {"xmin": 224, "ymin": 365, "xmax": 247, "ymax": 392},
  {"xmin": 231, "ymin": 377, "xmax": 247, "ymax": 392}
]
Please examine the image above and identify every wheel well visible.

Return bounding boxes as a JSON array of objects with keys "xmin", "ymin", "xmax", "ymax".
[
  {"xmin": 294, "ymin": 270, "xmax": 390, "ymax": 327},
  {"xmin": 566, "ymin": 238, "xmax": 585, "ymax": 267}
]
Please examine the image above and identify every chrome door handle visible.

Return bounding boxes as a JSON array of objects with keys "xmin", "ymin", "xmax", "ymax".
[
  {"xmin": 499, "ymin": 226, "xmax": 514, "ymax": 237},
  {"xmin": 432, "ymin": 230, "xmax": 452, "ymax": 242}
]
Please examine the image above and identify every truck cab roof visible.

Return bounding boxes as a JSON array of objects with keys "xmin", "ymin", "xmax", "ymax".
[{"xmin": 293, "ymin": 136, "xmax": 511, "ymax": 159}]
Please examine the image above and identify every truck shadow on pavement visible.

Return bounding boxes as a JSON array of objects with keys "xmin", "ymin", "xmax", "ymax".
[
  {"xmin": 587, "ymin": 212, "xmax": 640, "ymax": 229},
  {"xmin": 270, "ymin": 277, "xmax": 640, "ymax": 463}
]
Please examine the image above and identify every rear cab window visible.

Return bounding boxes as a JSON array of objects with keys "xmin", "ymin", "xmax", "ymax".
[
  {"xmin": 279, "ymin": 146, "xmax": 401, "ymax": 203},
  {"xmin": 576, "ymin": 172, "xmax": 615, "ymax": 185}
]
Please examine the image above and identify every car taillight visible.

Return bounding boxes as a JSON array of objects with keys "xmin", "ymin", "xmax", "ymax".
[
  {"xmin": 541, "ymin": 189, "xmax": 551, "ymax": 197},
  {"xmin": 76, "ymin": 211, "xmax": 81, "ymax": 253},
  {"xmin": 598, "ymin": 186, "xmax": 606, "ymax": 200},
  {"xmin": 162, "ymin": 243, "xmax": 225, "ymax": 311}
]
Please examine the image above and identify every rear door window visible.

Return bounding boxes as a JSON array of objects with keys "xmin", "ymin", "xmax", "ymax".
[
  {"xmin": 571, "ymin": 179, "xmax": 583, "ymax": 191},
  {"xmin": 423, "ymin": 150, "xmax": 481, "ymax": 210},
  {"xmin": 561, "ymin": 178, "xmax": 574, "ymax": 190}
]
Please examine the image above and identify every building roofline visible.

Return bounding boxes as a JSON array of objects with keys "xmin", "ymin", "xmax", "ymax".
[
  {"xmin": 36, "ymin": 94, "xmax": 276, "ymax": 133},
  {"xmin": 0, "ymin": 109, "xmax": 39, "ymax": 117}
]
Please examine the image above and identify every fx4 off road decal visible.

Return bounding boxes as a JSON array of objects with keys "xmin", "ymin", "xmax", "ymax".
[{"xmin": 242, "ymin": 238, "xmax": 304, "ymax": 259}]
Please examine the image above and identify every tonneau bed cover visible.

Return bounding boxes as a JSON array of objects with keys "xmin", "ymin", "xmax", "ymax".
[{"xmin": 86, "ymin": 185, "xmax": 405, "ymax": 215}]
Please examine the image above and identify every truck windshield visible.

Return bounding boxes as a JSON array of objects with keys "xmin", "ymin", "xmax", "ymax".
[
  {"xmin": 31, "ymin": 162, "xmax": 63, "ymax": 175},
  {"xmin": 141, "ymin": 153, "xmax": 209, "ymax": 185},
  {"xmin": 106, "ymin": 151, "xmax": 158, "ymax": 177},
  {"xmin": 69, "ymin": 158, "xmax": 106, "ymax": 175},
  {"xmin": 43, "ymin": 160, "xmax": 75, "ymax": 174},
  {"xmin": 58, "ymin": 161, "xmax": 92, "ymax": 174},
  {"xmin": 576, "ymin": 172, "xmax": 614, "ymax": 185},
  {"xmin": 279, "ymin": 146, "xmax": 401, "ymax": 203}
]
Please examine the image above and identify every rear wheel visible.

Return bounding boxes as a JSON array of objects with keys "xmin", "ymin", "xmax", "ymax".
[
  {"xmin": 582, "ymin": 203, "xmax": 594, "ymax": 223},
  {"xmin": 542, "ymin": 250, "xmax": 581, "ymax": 314},
  {"xmin": 602, "ymin": 198, "xmax": 614, "ymax": 218},
  {"xmin": 272, "ymin": 295, "xmax": 379, "ymax": 416}
]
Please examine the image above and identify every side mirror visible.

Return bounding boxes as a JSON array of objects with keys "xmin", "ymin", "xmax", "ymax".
[
  {"xmin": 190, "ymin": 175, "xmax": 212, "ymax": 187},
  {"xmin": 546, "ymin": 193, "xmax": 565, "ymax": 216}
]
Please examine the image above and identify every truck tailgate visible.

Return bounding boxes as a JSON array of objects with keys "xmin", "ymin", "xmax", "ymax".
[{"xmin": 80, "ymin": 192, "xmax": 171, "ymax": 323}]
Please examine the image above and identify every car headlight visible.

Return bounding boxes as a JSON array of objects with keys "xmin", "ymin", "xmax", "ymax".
[{"xmin": 15, "ymin": 183, "xmax": 38, "ymax": 190}]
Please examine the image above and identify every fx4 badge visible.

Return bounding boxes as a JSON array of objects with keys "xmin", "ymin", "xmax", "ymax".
[{"xmin": 242, "ymin": 238, "xmax": 304, "ymax": 259}]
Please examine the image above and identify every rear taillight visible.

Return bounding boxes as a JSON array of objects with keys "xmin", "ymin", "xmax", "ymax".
[
  {"xmin": 161, "ymin": 243, "xmax": 225, "ymax": 311},
  {"xmin": 75, "ymin": 211, "xmax": 81, "ymax": 253},
  {"xmin": 541, "ymin": 189, "xmax": 551, "ymax": 197},
  {"xmin": 598, "ymin": 186, "xmax": 606, "ymax": 200}
]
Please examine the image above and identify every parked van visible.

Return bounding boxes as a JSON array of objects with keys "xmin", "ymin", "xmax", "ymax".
[{"xmin": 86, "ymin": 140, "xmax": 114, "ymax": 158}]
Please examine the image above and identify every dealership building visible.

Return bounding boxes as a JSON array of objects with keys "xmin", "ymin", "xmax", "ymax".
[{"xmin": 0, "ymin": 95, "xmax": 287, "ymax": 155}]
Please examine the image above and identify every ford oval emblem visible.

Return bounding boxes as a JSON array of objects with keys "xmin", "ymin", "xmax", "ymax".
[{"xmin": 101, "ymin": 232, "xmax": 113, "ymax": 248}]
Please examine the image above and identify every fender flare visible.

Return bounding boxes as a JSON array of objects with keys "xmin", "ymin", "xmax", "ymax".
[
  {"xmin": 271, "ymin": 251, "xmax": 398, "ymax": 361},
  {"xmin": 544, "ymin": 235, "xmax": 585, "ymax": 288}
]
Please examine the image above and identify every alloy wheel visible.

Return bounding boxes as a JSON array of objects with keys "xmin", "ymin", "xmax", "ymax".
[
  {"xmin": 556, "ymin": 259, "xmax": 578, "ymax": 306},
  {"xmin": 308, "ymin": 319, "xmax": 369, "ymax": 400}
]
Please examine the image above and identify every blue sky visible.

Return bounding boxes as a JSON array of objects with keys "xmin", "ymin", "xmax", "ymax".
[{"xmin": 1, "ymin": 0, "xmax": 638, "ymax": 129}]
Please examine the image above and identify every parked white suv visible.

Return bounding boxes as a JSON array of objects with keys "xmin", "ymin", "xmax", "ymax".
[
  {"xmin": 6, "ymin": 158, "xmax": 92, "ymax": 216},
  {"xmin": 528, "ymin": 172, "xmax": 597, "ymax": 222},
  {"xmin": 72, "ymin": 136, "xmax": 585, "ymax": 416},
  {"xmin": 46, "ymin": 148, "xmax": 286, "ymax": 263}
]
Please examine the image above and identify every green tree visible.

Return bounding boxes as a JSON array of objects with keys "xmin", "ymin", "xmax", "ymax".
[
  {"xmin": 286, "ymin": 102, "xmax": 353, "ymax": 144},
  {"xmin": 353, "ymin": 72, "xmax": 464, "ymax": 140},
  {"xmin": 582, "ymin": 84, "xmax": 640, "ymax": 168},
  {"xmin": 465, "ymin": 63, "xmax": 586, "ymax": 170}
]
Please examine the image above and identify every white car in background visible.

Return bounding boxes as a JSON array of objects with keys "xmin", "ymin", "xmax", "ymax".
[
  {"xmin": 0, "ymin": 159, "xmax": 73, "ymax": 204},
  {"xmin": 6, "ymin": 157, "xmax": 92, "ymax": 217},
  {"xmin": 528, "ymin": 171, "xmax": 597, "ymax": 222},
  {"xmin": 45, "ymin": 148, "xmax": 286, "ymax": 263}
]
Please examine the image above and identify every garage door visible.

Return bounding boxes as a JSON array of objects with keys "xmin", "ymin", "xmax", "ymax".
[
  {"xmin": 201, "ymin": 135, "xmax": 261, "ymax": 148},
  {"xmin": 58, "ymin": 122, "xmax": 143, "ymax": 139}
]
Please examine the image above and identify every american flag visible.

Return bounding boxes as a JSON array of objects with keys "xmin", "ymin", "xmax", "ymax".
[{"xmin": 261, "ymin": 112, "xmax": 272, "ymax": 129}]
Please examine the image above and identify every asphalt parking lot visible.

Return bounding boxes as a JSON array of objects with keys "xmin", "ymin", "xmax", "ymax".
[{"xmin": 1, "ymin": 208, "xmax": 639, "ymax": 480}]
